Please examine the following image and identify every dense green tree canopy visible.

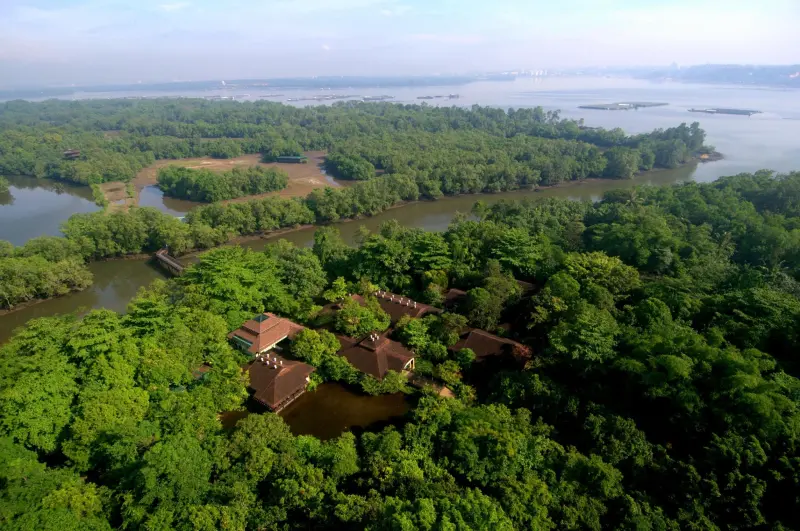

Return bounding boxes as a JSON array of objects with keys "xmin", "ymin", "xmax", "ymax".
[
  {"xmin": 2, "ymin": 98, "xmax": 800, "ymax": 529},
  {"xmin": 157, "ymin": 165, "xmax": 288, "ymax": 202},
  {"xmin": 0, "ymin": 100, "xmax": 716, "ymax": 312}
]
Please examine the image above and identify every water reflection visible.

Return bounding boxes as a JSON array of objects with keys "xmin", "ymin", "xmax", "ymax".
[
  {"xmin": 281, "ymin": 383, "xmax": 410, "ymax": 440},
  {"xmin": 0, "ymin": 175, "xmax": 99, "ymax": 245},
  {"xmin": 0, "ymin": 190, "xmax": 12, "ymax": 206},
  {"xmin": 218, "ymin": 383, "xmax": 411, "ymax": 440},
  {"xmin": 138, "ymin": 185, "xmax": 198, "ymax": 216},
  {"xmin": 0, "ymin": 259, "xmax": 166, "ymax": 343}
]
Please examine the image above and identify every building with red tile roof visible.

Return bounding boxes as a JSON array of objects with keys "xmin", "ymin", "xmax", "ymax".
[
  {"xmin": 352, "ymin": 291, "xmax": 440, "ymax": 325},
  {"xmin": 246, "ymin": 355, "xmax": 316, "ymax": 412},
  {"xmin": 336, "ymin": 332, "xmax": 415, "ymax": 380},
  {"xmin": 452, "ymin": 329, "xmax": 531, "ymax": 362},
  {"xmin": 228, "ymin": 313, "xmax": 305, "ymax": 355}
]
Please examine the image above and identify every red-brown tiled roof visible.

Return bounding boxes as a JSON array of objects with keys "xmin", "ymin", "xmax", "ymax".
[
  {"xmin": 336, "ymin": 333, "xmax": 415, "ymax": 379},
  {"xmin": 246, "ymin": 355, "xmax": 315, "ymax": 411},
  {"xmin": 452, "ymin": 329, "xmax": 530, "ymax": 360},
  {"xmin": 228, "ymin": 313, "xmax": 305, "ymax": 354},
  {"xmin": 352, "ymin": 292, "xmax": 440, "ymax": 324}
]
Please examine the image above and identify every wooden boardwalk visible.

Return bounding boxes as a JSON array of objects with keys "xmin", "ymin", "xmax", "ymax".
[{"xmin": 154, "ymin": 248, "xmax": 185, "ymax": 276}]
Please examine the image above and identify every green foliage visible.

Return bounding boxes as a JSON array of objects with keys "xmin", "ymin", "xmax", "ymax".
[
  {"xmin": 0, "ymin": 438, "xmax": 112, "ymax": 530},
  {"xmin": 464, "ymin": 286, "xmax": 509, "ymax": 331},
  {"xmin": 0, "ymin": 316, "xmax": 79, "ymax": 452},
  {"xmin": 0, "ymin": 102, "xmax": 717, "ymax": 313},
  {"xmin": 89, "ymin": 183, "xmax": 108, "ymax": 208},
  {"xmin": 549, "ymin": 301, "xmax": 620, "ymax": 364},
  {"xmin": 324, "ymin": 151, "xmax": 376, "ymax": 181},
  {"xmin": 180, "ymin": 245, "xmax": 311, "ymax": 325},
  {"xmin": 313, "ymin": 226, "xmax": 353, "ymax": 278},
  {"xmin": 0, "ymin": 249, "xmax": 92, "ymax": 310},
  {"xmin": 322, "ymin": 276, "xmax": 349, "ymax": 303},
  {"xmin": 563, "ymin": 251, "xmax": 641, "ymax": 297},
  {"xmin": 334, "ymin": 296, "xmax": 390, "ymax": 338},
  {"xmin": 291, "ymin": 329, "xmax": 340, "ymax": 367},
  {"xmin": 265, "ymin": 239, "xmax": 327, "ymax": 317},
  {"xmin": 5, "ymin": 99, "xmax": 800, "ymax": 530},
  {"xmin": 603, "ymin": 147, "xmax": 640, "ymax": 179},
  {"xmin": 0, "ymin": 175, "xmax": 10, "ymax": 194},
  {"xmin": 455, "ymin": 348, "xmax": 476, "ymax": 370},
  {"xmin": 360, "ymin": 370, "xmax": 411, "ymax": 395},
  {"xmin": 157, "ymin": 165, "xmax": 288, "ymax": 202}
]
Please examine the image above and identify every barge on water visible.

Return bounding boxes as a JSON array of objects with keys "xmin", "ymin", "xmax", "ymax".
[
  {"xmin": 579, "ymin": 102, "xmax": 668, "ymax": 111},
  {"xmin": 417, "ymin": 94, "xmax": 460, "ymax": 100},
  {"xmin": 362, "ymin": 95, "xmax": 394, "ymax": 101},
  {"xmin": 689, "ymin": 108, "xmax": 761, "ymax": 116}
]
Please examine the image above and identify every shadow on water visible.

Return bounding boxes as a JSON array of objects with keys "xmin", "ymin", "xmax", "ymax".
[
  {"xmin": 220, "ymin": 383, "xmax": 412, "ymax": 440},
  {"xmin": 0, "ymin": 258, "xmax": 168, "ymax": 343},
  {"xmin": 281, "ymin": 383, "xmax": 411, "ymax": 440}
]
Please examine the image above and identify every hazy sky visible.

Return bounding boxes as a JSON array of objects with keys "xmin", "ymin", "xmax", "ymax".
[{"xmin": 1, "ymin": 0, "xmax": 798, "ymax": 87}]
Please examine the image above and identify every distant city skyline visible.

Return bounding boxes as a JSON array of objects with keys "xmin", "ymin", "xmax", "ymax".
[{"xmin": 1, "ymin": 0, "xmax": 798, "ymax": 87}]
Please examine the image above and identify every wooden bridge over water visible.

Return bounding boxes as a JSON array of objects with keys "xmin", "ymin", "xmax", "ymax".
[{"xmin": 154, "ymin": 248, "xmax": 185, "ymax": 276}]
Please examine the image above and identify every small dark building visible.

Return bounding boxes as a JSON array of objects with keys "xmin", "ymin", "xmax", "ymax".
[
  {"xmin": 63, "ymin": 149, "xmax": 81, "ymax": 159},
  {"xmin": 246, "ymin": 355, "xmax": 315, "ymax": 412},
  {"xmin": 452, "ymin": 329, "xmax": 531, "ymax": 362},
  {"xmin": 443, "ymin": 288, "xmax": 468, "ymax": 310},
  {"xmin": 276, "ymin": 155, "xmax": 309, "ymax": 163},
  {"xmin": 228, "ymin": 313, "xmax": 305, "ymax": 356},
  {"xmin": 516, "ymin": 280, "xmax": 535, "ymax": 294},
  {"xmin": 336, "ymin": 333, "xmax": 415, "ymax": 380},
  {"xmin": 352, "ymin": 291, "xmax": 440, "ymax": 325}
]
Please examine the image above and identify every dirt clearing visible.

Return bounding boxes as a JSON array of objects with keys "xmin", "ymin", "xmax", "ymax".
[
  {"xmin": 99, "ymin": 181, "xmax": 134, "ymax": 213},
  {"xmin": 107, "ymin": 151, "xmax": 338, "ymax": 211}
]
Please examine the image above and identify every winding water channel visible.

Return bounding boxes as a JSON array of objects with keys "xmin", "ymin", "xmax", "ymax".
[{"xmin": 2, "ymin": 77, "xmax": 800, "ymax": 344}]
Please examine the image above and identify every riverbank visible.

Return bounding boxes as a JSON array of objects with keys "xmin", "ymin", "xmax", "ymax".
[
  {"xmin": 0, "ymin": 295, "xmax": 75, "ymax": 317},
  {"xmin": 0, "ymin": 158, "xmax": 761, "ymax": 345},
  {"xmin": 101, "ymin": 151, "xmax": 336, "ymax": 213},
  {"xmin": 0, "ymin": 155, "xmax": 721, "ymax": 318}
]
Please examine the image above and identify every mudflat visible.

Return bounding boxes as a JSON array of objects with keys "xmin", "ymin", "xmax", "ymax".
[{"xmin": 103, "ymin": 151, "xmax": 335, "ymax": 211}]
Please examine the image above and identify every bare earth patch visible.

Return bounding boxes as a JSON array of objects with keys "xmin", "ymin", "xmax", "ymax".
[{"xmin": 105, "ymin": 151, "xmax": 335, "ymax": 211}]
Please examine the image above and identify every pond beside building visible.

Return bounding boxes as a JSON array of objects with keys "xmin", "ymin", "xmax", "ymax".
[
  {"xmin": 220, "ymin": 383, "xmax": 411, "ymax": 440},
  {"xmin": 281, "ymin": 383, "xmax": 411, "ymax": 440}
]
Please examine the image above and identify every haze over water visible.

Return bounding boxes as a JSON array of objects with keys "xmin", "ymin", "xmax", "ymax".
[
  {"xmin": 1, "ymin": 76, "xmax": 798, "ymax": 342},
  {"xmin": 58, "ymin": 76, "xmax": 800, "ymax": 214}
]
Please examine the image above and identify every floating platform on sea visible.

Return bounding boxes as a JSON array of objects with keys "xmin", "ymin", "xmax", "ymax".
[
  {"xmin": 362, "ymin": 95, "xmax": 394, "ymax": 101},
  {"xmin": 286, "ymin": 94, "xmax": 360, "ymax": 102},
  {"xmin": 689, "ymin": 108, "xmax": 760, "ymax": 116},
  {"xmin": 579, "ymin": 102, "xmax": 668, "ymax": 111},
  {"xmin": 417, "ymin": 94, "xmax": 460, "ymax": 100}
]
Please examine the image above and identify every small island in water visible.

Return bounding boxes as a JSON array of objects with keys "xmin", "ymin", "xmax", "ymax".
[
  {"xmin": 579, "ymin": 101, "xmax": 668, "ymax": 111},
  {"xmin": 689, "ymin": 107, "xmax": 761, "ymax": 116}
]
